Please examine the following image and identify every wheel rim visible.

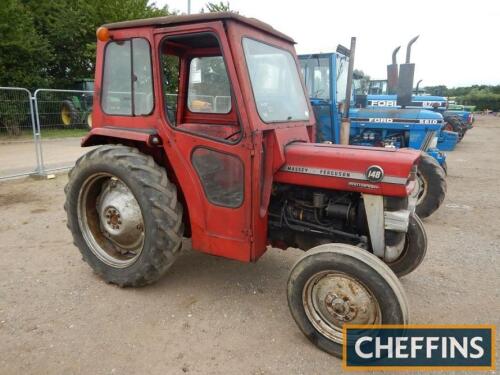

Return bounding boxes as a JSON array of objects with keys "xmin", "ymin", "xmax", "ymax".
[
  {"xmin": 77, "ymin": 173, "xmax": 145, "ymax": 268},
  {"xmin": 410, "ymin": 171, "xmax": 427, "ymax": 205},
  {"xmin": 61, "ymin": 106, "xmax": 71, "ymax": 126},
  {"xmin": 302, "ymin": 271, "xmax": 381, "ymax": 343}
]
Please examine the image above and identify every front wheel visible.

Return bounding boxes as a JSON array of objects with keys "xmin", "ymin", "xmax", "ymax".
[
  {"xmin": 64, "ymin": 145, "xmax": 183, "ymax": 287},
  {"xmin": 386, "ymin": 213, "xmax": 427, "ymax": 277},
  {"xmin": 287, "ymin": 243, "xmax": 409, "ymax": 357},
  {"xmin": 411, "ymin": 153, "xmax": 447, "ymax": 218}
]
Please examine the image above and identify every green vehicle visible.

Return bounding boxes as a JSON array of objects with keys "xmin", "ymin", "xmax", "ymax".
[{"xmin": 60, "ymin": 79, "xmax": 94, "ymax": 128}]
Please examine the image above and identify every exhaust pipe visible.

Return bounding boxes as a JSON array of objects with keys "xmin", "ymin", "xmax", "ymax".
[
  {"xmin": 397, "ymin": 35, "xmax": 419, "ymax": 108},
  {"xmin": 387, "ymin": 46, "xmax": 400, "ymax": 95},
  {"xmin": 340, "ymin": 37, "xmax": 356, "ymax": 145},
  {"xmin": 392, "ymin": 46, "xmax": 400, "ymax": 65},
  {"xmin": 405, "ymin": 35, "xmax": 420, "ymax": 63},
  {"xmin": 415, "ymin": 79, "xmax": 423, "ymax": 94}
]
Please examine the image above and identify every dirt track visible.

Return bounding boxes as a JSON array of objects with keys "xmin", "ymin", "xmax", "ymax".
[
  {"xmin": 0, "ymin": 138, "xmax": 88, "ymax": 177},
  {"xmin": 0, "ymin": 116, "xmax": 499, "ymax": 374}
]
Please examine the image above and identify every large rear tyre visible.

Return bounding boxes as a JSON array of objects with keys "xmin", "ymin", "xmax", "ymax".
[
  {"xmin": 444, "ymin": 116, "xmax": 466, "ymax": 142},
  {"xmin": 412, "ymin": 153, "xmax": 446, "ymax": 218},
  {"xmin": 64, "ymin": 145, "xmax": 183, "ymax": 287},
  {"xmin": 386, "ymin": 213, "xmax": 427, "ymax": 277},
  {"xmin": 287, "ymin": 243, "xmax": 409, "ymax": 357}
]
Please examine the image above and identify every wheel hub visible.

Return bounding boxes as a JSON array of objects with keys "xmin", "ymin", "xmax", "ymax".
[
  {"xmin": 97, "ymin": 179, "xmax": 144, "ymax": 252},
  {"xmin": 303, "ymin": 271, "xmax": 381, "ymax": 342},
  {"xmin": 325, "ymin": 294, "xmax": 356, "ymax": 321}
]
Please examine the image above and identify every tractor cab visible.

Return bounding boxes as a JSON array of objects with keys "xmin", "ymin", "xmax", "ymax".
[
  {"xmin": 66, "ymin": 13, "xmax": 427, "ymax": 357},
  {"xmin": 72, "ymin": 79, "xmax": 94, "ymax": 92}
]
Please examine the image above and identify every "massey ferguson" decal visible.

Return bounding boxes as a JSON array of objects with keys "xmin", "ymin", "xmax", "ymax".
[{"xmin": 280, "ymin": 165, "xmax": 407, "ymax": 185}]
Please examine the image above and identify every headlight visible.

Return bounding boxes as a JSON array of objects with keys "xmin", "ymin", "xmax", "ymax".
[{"xmin": 429, "ymin": 136, "xmax": 438, "ymax": 149}]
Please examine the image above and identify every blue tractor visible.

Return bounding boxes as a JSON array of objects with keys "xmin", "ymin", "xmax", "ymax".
[
  {"xmin": 299, "ymin": 40, "xmax": 446, "ymax": 218},
  {"xmin": 367, "ymin": 82, "xmax": 471, "ymax": 143},
  {"xmin": 366, "ymin": 88, "xmax": 464, "ymax": 149}
]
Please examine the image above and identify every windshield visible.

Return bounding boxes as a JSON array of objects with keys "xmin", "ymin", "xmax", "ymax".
[
  {"xmin": 336, "ymin": 54, "xmax": 348, "ymax": 103},
  {"xmin": 368, "ymin": 80, "xmax": 388, "ymax": 95},
  {"xmin": 300, "ymin": 57, "xmax": 330, "ymax": 100},
  {"xmin": 243, "ymin": 38, "xmax": 310, "ymax": 123}
]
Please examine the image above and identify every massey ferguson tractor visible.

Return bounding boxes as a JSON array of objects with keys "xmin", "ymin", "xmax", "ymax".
[{"xmin": 65, "ymin": 13, "xmax": 427, "ymax": 357}]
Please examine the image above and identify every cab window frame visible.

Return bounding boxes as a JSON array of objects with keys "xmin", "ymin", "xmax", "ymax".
[
  {"xmin": 241, "ymin": 36, "xmax": 311, "ymax": 125},
  {"xmin": 186, "ymin": 55, "xmax": 232, "ymax": 115},
  {"xmin": 158, "ymin": 31, "xmax": 243, "ymax": 145},
  {"xmin": 100, "ymin": 37, "xmax": 155, "ymax": 117}
]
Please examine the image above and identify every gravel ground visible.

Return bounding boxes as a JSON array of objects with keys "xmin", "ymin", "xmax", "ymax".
[{"xmin": 0, "ymin": 115, "xmax": 498, "ymax": 374}]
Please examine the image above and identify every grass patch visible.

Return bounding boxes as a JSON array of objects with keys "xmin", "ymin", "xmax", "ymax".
[{"xmin": 0, "ymin": 128, "xmax": 88, "ymax": 141}]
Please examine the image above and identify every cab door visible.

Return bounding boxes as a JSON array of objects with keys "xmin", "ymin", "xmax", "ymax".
[{"xmin": 153, "ymin": 23, "xmax": 257, "ymax": 262}]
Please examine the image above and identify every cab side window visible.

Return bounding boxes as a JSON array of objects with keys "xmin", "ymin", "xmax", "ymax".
[
  {"xmin": 160, "ymin": 33, "xmax": 240, "ymax": 143},
  {"xmin": 187, "ymin": 56, "xmax": 231, "ymax": 114},
  {"xmin": 102, "ymin": 38, "xmax": 153, "ymax": 116}
]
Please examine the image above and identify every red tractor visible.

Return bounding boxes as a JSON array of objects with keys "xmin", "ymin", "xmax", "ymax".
[{"xmin": 65, "ymin": 13, "xmax": 427, "ymax": 357}]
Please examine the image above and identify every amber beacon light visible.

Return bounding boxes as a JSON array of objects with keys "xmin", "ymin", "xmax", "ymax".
[{"xmin": 96, "ymin": 27, "xmax": 110, "ymax": 42}]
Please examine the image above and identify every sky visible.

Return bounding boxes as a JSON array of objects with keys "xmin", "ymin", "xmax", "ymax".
[{"xmin": 153, "ymin": 0, "xmax": 499, "ymax": 88}]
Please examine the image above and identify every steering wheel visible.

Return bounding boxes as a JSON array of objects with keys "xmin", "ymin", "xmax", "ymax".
[{"xmin": 314, "ymin": 89, "xmax": 325, "ymax": 98}]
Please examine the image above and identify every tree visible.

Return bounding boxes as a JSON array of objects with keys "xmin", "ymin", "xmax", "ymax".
[
  {"xmin": 202, "ymin": 2, "xmax": 235, "ymax": 13},
  {"xmin": 0, "ymin": 0, "xmax": 173, "ymax": 88},
  {"xmin": 353, "ymin": 69, "xmax": 370, "ymax": 94},
  {"xmin": 0, "ymin": 0, "xmax": 52, "ymax": 87}
]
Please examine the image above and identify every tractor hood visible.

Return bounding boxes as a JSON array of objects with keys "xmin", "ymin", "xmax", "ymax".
[
  {"xmin": 273, "ymin": 142, "xmax": 420, "ymax": 197},
  {"xmin": 349, "ymin": 108, "xmax": 443, "ymax": 131},
  {"xmin": 367, "ymin": 94, "xmax": 447, "ymax": 110},
  {"xmin": 350, "ymin": 108, "xmax": 443, "ymax": 121}
]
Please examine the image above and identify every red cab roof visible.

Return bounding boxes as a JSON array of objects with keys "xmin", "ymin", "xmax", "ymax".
[{"xmin": 103, "ymin": 12, "xmax": 295, "ymax": 43}]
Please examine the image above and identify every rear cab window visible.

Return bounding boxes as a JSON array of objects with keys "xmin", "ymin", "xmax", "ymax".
[{"xmin": 101, "ymin": 38, "xmax": 153, "ymax": 116}]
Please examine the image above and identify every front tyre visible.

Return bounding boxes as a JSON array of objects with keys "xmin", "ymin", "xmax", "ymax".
[
  {"xmin": 64, "ymin": 145, "xmax": 183, "ymax": 287},
  {"xmin": 386, "ymin": 213, "xmax": 427, "ymax": 277},
  {"xmin": 287, "ymin": 243, "xmax": 409, "ymax": 357},
  {"xmin": 412, "ymin": 153, "xmax": 446, "ymax": 218}
]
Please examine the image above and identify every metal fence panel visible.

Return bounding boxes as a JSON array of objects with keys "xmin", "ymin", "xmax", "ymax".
[
  {"xmin": 0, "ymin": 87, "xmax": 42, "ymax": 179},
  {"xmin": 34, "ymin": 89, "xmax": 94, "ymax": 173}
]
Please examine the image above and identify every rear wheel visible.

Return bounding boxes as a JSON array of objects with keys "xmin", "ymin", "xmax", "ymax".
[
  {"xmin": 60, "ymin": 100, "xmax": 78, "ymax": 127},
  {"xmin": 64, "ymin": 145, "xmax": 183, "ymax": 287},
  {"xmin": 411, "ymin": 153, "xmax": 446, "ymax": 218},
  {"xmin": 287, "ymin": 243, "xmax": 409, "ymax": 357},
  {"xmin": 445, "ymin": 116, "xmax": 466, "ymax": 142}
]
